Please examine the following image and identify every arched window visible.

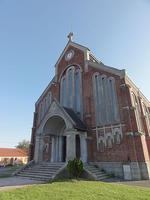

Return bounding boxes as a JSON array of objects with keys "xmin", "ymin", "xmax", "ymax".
[
  {"xmin": 39, "ymin": 103, "xmax": 43, "ymax": 122},
  {"xmin": 47, "ymin": 92, "xmax": 51, "ymax": 109},
  {"xmin": 60, "ymin": 66, "xmax": 82, "ymax": 117},
  {"xmin": 102, "ymin": 76, "xmax": 110, "ymax": 123},
  {"xmin": 148, "ymin": 109, "xmax": 150, "ymax": 134},
  {"xmin": 61, "ymin": 77, "xmax": 67, "ymax": 107},
  {"xmin": 109, "ymin": 78, "xmax": 119, "ymax": 122},
  {"xmin": 44, "ymin": 97, "xmax": 47, "ymax": 113},
  {"xmin": 68, "ymin": 68, "xmax": 74, "ymax": 109},
  {"xmin": 132, "ymin": 93, "xmax": 143, "ymax": 132},
  {"xmin": 142, "ymin": 103, "xmax": 150, "ymax": 134},
  {"xmin": 93, "ymin": 74, "xmax": 120, "ymax": 125},
  {"xmin": 94, "ymin": 74, "xmax": 101, "ymax": 124},
  {"xmin": 75, "ymin": 70, "xmax": 81, "ymax": 114}
]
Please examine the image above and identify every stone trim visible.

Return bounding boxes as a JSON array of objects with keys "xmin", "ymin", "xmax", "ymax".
[{"xmin": 88, "ymin": 60, "xmax": 125, "ymax": 78}]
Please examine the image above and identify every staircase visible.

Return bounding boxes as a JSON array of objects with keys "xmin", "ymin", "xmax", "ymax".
[
  {"xmin": 16, "ymin": 162, "xmax": 66, "ymax": 182},
  {"xmin": 84, "ymin": 163, "xmax": 109, "ymax": 181}
]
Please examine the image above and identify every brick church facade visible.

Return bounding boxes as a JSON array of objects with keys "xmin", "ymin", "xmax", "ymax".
[{"xmin": 29, "ymin": 33, "xmax": 150, "ymax": 180}]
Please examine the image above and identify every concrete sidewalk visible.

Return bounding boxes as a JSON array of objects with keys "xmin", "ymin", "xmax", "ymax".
[
  {"xmin": 104, "ymin": 177, "xmax": 150, "ymax": 188},
  {"xmin": 0, "ymin": 176, "xmax": 43, "ymax": 191},
  {"xmin": 118, "ymin": 180, "xmax": 150, "ymax": 188}
]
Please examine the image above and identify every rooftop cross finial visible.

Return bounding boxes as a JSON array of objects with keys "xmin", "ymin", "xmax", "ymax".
[{"xmin": 68, "ymin": 32, "xmax": 74, "ymax": 42}]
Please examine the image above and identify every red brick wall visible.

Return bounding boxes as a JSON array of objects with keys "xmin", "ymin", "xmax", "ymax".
[{"xmin": 29, "ymin": 44, "xmax": 150, "ymax": 164}]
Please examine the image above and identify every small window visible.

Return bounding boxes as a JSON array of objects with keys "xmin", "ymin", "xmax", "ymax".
[
  {"xmin": 99, "ymin": 140, "xmax": 104, "ymax": 152},
  {"xmin": 116, "ymin": 132, "xmax": 121, "ymax": 144},
  {"xmin": 107, "ymin": 136, "xmax": 112, "ymax": 148},
  {"xmin": 44, "ymin": 97, "xmax": 47, "ymax": 113}
]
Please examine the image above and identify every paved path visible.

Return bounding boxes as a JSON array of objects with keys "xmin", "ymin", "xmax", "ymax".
[
  {"xmin": 104, "ymin": 178, "xmax": 150, "ymax": 188},
  {"xmin": 118, "ymin": 180, "xmax": 150, "ymax": 188},
  {"xmin": 1, "ymin": 176, "xmax": 150, "ymax": 191},
  {"xmin": 0, "ymin": 177, "xmax": 43, "ymax": 191}
]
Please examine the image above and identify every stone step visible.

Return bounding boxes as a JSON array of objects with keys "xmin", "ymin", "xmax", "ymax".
[
  {"xmin": 84, "ymin": 164, "xmax": 109, "ymax": 181},
  {"xmin": 84, "ymin": 167, "xmax": 99, "ymax": 170},
  {"xmin": 95, "ymin": 172, "xmax": 106, "ymax": 176},
  {"xmin": 84, "ymin": 166, "xmax": 99, "ymax": 169},
  {"xmin": 35, "ymin": 167, "xmax": 61, "ymax": 170},
  {"xmin": 85, "ymin": 168, "xmax": 101, "ymax": 172},
  {"xmin": 35, "ymin": 165, "xmax": 63, "ymax": 168},
  {"xmin": 16, "ymin": 162, "xmax": 66, "ymax": 182},
  {"xmin": 96, "ymin": 175, "xmax": 108, "ymax": 181},
  {"xmin": 17, "ymin": 174, "xmax": 51, "ymax": 181},
  {"xmin": 17, "ymin": 173, "xmax": 52, "ymax": 179},
  {"xmin": 85, "ymin": 169, "xmax": 102, "ymax": 173},
  {"xmin": 19, "ymin": 172, "xmax": 54, "ymax": 177},
  {"xmin": 20, "ymin": 170, "xmax": 56, "ymax": 175},
  {"xmin": 96, "ymin": 173, "xmax": 108, "ymax": 178},
  {"xmin": 40, "ymin": 163, "xmax": 64, "ymax": 166},
  {"xmin": 22, "ymin": 169, "xmax": 57, "ymax": 174},
  {"xmin": 25, "ymin": 167, "xmax": 61, "ymax": 171}
]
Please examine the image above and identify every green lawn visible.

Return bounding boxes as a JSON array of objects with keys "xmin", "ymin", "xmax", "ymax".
[{"xmin": 0, "ymin": 180, "xmax": 150, "ymax": 200}]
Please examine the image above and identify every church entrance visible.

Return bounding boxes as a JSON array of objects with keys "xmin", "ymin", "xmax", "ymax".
[
  {"xmin": 43, "ymin": 116, "xmax": 66, "ymax": 162},
  {"xmin": 51, "ymin": 135, "xmax": 66, "ymax": 162}
]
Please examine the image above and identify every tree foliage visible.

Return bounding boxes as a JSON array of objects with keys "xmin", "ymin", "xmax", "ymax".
[
  {"xmin": 16, "ymin": 139, "xmax": 30, "ymax": 150},
  {"xmin": 67, "ymin": 158, "xmax": 83, "ymax": 178}
]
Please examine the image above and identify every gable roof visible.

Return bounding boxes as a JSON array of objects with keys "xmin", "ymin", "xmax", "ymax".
[
  {"xmin": 37, "ymin": 98, "xmax": 87, "ymax": 132},
  {"xmin": 48, "ymin": 99, "xmax": 87, "ymax": 132},
  {"xmin": 0, "ymin": 148, "xmax": 28, "ymax": 157},
  {"xmin": 35, "ymin": 37, "xmax": 126, "ymax": 107},
  {"xmin": 55, "ymin": 40, "xmax": 90, "ymax": 68},
  {"xmin": 63, "ymin": 107, "xmax": 87, "ymax": 131}
]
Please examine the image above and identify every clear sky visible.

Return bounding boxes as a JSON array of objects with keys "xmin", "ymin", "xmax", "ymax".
[{"xmin": 0, "ymin": 0, "xmax": 150, "ymax": 148}]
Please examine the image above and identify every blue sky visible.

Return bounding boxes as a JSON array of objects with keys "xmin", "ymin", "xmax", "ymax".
[{"xmin": 0, "ymin": 0, "xmax": 150, "ymax": 147}]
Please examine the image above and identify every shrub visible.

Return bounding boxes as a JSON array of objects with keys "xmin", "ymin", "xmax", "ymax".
[
  {"xmin": 67, "ymin": 158, "xmax": 83, "ymax": 178},
  {"xmin": 6, "ymin": 164, "xmax": 13, "ymax": 167}
]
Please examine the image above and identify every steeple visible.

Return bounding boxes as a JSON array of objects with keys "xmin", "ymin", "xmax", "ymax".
[{"xmin": 67, "ymin": 32, "xmax": 74, "ymax": 42}]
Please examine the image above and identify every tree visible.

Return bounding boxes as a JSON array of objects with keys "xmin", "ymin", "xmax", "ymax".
[{"xmin": 16, "ymin": 139, "xmax": 30, "ymax": 150}]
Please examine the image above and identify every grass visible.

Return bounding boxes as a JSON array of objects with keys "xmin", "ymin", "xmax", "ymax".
[{"xmin": 0, "ymin": 180, "xmax": 150, "ymax": 200}]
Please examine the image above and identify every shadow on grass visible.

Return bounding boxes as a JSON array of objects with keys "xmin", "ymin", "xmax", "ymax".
[{"xmin": 52, "ymin": 178, "xmax": 97, "ymax": 183}]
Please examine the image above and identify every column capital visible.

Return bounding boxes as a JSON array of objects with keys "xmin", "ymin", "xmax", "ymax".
[{"xmin": 65, "ymin": 129, "xmax": 77, "ymax": 135}]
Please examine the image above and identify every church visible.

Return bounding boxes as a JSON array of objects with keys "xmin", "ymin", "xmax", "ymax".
[{"xmin": 28, "ymin": 33, "xmax": 150, "ymax": 181}]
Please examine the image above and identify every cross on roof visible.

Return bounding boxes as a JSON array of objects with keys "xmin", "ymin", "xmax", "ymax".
[{"xmin": 67, "ymin": 32, "xmax": 74, "ymax": 42}]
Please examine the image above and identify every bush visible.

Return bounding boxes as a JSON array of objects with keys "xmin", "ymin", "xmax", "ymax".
[
  {"xmin": 6, "ymin": 164, "xmax": 13, "ymax": 167},
  {"xmin": 67, "ymin": 158, "xmax": 83, "ymax": 178}
]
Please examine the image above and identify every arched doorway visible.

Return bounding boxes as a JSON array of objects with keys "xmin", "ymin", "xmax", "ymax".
[{"xmin": 43, "ymin": 116, "xmax": 66, "ymax": 162}]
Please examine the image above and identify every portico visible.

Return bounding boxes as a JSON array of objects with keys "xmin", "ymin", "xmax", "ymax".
[{"xmin": 34, "ymin": 99, "xmax": 87, "ymax": 164}]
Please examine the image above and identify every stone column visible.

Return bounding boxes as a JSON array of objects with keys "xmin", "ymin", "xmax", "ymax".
[
  {"xmin": 58, "ymin": 136, "xmax": 63, "ymax": 162},
  {"xmin": 66, "ymin": 132, "xmax": 76, "ymax": 161},
  {"xmin": 39, "ymin": 136, "xmax": 44, "ymax": 162},
  {"xmin": 51, "ymin": 136, "xmax": 55, "ymax": 162},
  {"xmin": 34, "ymin": 136, "xmax": 40, "ymax": 163},
  {"xmin": 55, "ymin": 136, "xmax": 59, "ymax": 162},
  {"xmin": 34, "ymin": 135, "xmax": 44, "ymax": 163},
  {"xmin": 80, "ymin": 133, "xmax": 87, "ymax": 163}
]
